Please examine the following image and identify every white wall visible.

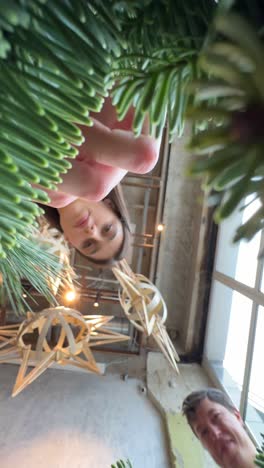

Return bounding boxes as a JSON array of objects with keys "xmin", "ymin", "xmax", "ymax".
[{"xmin": 0, "ymin": 364, "xmax": 170, "ymax": 468}]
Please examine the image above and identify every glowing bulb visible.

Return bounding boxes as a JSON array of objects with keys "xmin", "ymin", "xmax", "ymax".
[
  {"xmin": 157, "ymin": 223, "xmax": 164, "ymax": 232},
  {"xmin": 65, "ymin": 290, "xmax": 76, "ymax": 302},
  {"xmin": 93, "ymin": 301, "xmax": 99, "ymax": 308}
]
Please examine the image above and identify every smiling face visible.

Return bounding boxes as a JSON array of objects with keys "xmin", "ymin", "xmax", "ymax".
[
  {"xmin": 58, "ymin": 198, "xmax": 124, "ymax": 262},
  {"xmin": 191, "ymin": 398, "xmax": 255, "ymax": 468}
]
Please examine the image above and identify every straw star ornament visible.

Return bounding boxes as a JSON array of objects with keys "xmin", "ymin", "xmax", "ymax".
[
  {"xmin": 0, "ymin": 307, "xmax": 129, "ymax": 397},
  {"xmin": 112, "ymin": 260, "xmax": 180, "ymax": 372}
]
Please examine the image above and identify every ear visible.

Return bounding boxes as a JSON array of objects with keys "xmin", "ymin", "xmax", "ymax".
[
  {"xmin": 103, "ymin": 198, "xmax": 114, "ymax": 210},
  {"xmin": 233, "ymin": 409, "xmax": 243, "ymax": 425}
]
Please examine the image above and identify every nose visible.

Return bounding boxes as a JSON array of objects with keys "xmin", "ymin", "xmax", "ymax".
[
  {"xmin": 209, "ymin": 425, "xmax": 222, "ymax": 441},
  {"xmin": 85, "ymin": 224, "xmax": 93, "ymax": 233},
  {"xmin": 84, "ymin": 223, "xmax": 99, "ymax": 239}
]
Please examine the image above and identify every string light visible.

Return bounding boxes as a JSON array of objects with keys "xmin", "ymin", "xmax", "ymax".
[
  {"xmin": 93, "ymin": 292, "xmax": 100, "ymax": 308},
  {"xmin": 157, "ymin": 223, "xmax": 165, "ymax": 232},
  {"xmin": 64, "ymin": 289, "xmax": 76, "ymax": 302}
]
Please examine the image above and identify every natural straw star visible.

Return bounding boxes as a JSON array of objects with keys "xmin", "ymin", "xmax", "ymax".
[
  {"xmin": 0, "ymin": 307, "xmax": 129, "ymax": 397},
  {"xmin": 112, "ymin": 260, "xmax": 179, "ymax": 373}
]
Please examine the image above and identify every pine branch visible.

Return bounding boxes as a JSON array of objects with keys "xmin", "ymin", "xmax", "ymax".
[
  {"xmin": 111, "ymin": 459, "xmax": 133, "ymax": 468},
  {"xmin": 0, "ymin": 232, "xmax": 66, "ymax": 315}
]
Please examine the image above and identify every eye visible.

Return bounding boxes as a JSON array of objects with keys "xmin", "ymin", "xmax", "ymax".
[
  {"xmin": 103, "ymin": 224, "xmax": 112, "ymax": 234},
  {"xmin": 82, "ymin": 239, "xmax": 93, "ymax": 249},
  {"xmin": 201, "ymin": 428, "xmax": 209, "ymax": 438},
  {"xmin": 212, "ymin": 413, "xmax": 220, "ymax": 423}
]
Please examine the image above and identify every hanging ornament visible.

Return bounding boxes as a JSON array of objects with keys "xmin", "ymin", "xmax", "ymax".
[
  {"xmin": 0, "ymin": 306, "xmax": 129, "ymax": 397},
  {"xmin": 112, "ymin": 260, "xmax": 180, "ymax": 373}
]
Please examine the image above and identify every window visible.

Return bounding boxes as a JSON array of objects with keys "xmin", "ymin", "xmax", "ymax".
[{"xmin": 203, "ymin": 197, "xmax": 264, "ymax": 445}]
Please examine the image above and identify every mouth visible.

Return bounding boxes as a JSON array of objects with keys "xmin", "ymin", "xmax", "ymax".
[
  {"xmin": 219, "ymin": 440, "xmax": 234, "ymax": 460},
  {"xmin": 74, "ymin": 213, "xmax": 89, "ymax": 228}
]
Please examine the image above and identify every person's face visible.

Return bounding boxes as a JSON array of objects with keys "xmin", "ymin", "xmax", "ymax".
[
  {"xmin": 58, "ymin": 198, "xmax": 123, "ymax": 261},
  {"xmin": 192, "ymin": 398, "xmax": 255, "ymax": 467}
]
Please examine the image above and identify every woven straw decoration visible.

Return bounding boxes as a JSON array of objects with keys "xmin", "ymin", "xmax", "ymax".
[
  {"xmin": 112, "ymin": 260, "xmax": 179, "ymax": 373},
  {"xmin": 0, "ymin": 306, "xmax": 129, "ymax": 397}
]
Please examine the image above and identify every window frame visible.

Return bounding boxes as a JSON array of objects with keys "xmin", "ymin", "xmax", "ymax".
[{"xmin": 202, "ymin": 221, "xmax": 264, "ymax": 445}]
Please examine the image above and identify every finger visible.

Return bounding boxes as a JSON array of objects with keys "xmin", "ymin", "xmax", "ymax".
[
  {"xmin": 79, "ymin": 120, "xmax": 159, "ymax": 174},
  {"xmin": 32, "ymin": 184, "xmax": 78, "ymax": 209},
  {"xmin": 56, "ymin": 159, "xmax": 127, "ymax": 201}
]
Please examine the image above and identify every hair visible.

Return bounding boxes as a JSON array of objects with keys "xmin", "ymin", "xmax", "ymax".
[
  {"xmin": 40, "ymin": 184, "xmax": 131, "ymax": 268},
  {"xmin": 182, "ymin": 388, "xmax": 237, "ymax": 430}
]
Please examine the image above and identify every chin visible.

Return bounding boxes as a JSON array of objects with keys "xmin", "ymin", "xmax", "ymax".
[{"xmin": 221, "ymin": 442, "xmax": 238, "ymax": 467}]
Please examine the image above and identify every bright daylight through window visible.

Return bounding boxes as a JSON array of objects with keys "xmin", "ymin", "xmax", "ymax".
[{"xmin": 203, "ymin": 196, "xmax": 264, "ymax": 445}]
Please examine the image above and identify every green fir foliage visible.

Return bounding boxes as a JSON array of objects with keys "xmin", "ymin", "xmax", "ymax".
[
  {"xmin": 0, "ymin": 232, "xmax": 65, "ymax": 315},
  {"xmin": 187, "ymin": 10, "xmax": 264, "ymax": 242},
  {"xmin": 0, "ymin": 0, "xmax": 222, "ymax": 255},
  {"xmin": 0, "ymin": 0, "xmax": 121, "ymax": 254},
  {"xmin": 255, "ymin": 433, "xmax": 264, "ymax": 467},
  {"xmin": 0, "ymin": 0, "xmax": 263, "ymax": 309},
  {"xmin": 111, "ymin": 459, "xmax": 133, "ymax": 468},
  {"xmin": 111, "ymin": 0, "xmax": 216, "ymax": 139}
]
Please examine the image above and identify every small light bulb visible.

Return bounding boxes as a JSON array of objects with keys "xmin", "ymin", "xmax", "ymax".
[
  {"xmin": 93, "ymin": 301, "xmax": 99, "ymax": 308},
  {"xmin": 65, "ymin": 290, "xmax": 76, "ymax": 302},
  {"xmin": 157, "ymin": 223, "xmax": 164, "ymax": 232}
]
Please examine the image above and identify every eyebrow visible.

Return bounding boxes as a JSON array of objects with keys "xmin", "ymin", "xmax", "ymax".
[
  {"xmin": 208, "ymin": 409, "xmax": 218, "ymax": 417},
  {"xmin": 85, "ymin": 231, "xmax": 117, "ymax": 257}
]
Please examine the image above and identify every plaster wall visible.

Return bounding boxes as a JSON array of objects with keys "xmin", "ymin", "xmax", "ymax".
[
  {"xmin": 155, "ymin": 128, "xmax": 203, "ymax": 346},
  {"xmin": 0, "ymin": 364, "xmax": 169, "ymax": 468},
  {"xmin": 147, "ymin": 353, "xmax": 217, "ymax": 468}
]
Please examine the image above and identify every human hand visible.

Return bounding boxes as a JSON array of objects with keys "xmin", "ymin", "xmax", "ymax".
[{"xmin": 42, "ymin": 99, "xmax": 160, "ymax": 206}]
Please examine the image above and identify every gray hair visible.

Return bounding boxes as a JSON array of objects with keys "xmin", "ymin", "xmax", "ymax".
[{"xmin": 182, "ymin": 388, "xmax": 236, "ymax": 429}]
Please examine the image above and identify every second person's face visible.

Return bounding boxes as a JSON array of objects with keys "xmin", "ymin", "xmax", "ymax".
[
  {"xmin": 192, "ymin": 399, "xmax": 254, "ymax": 468},
  {"xmin": 58, "ymin": 198, "xmax": 123, "ymax": 262}
]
